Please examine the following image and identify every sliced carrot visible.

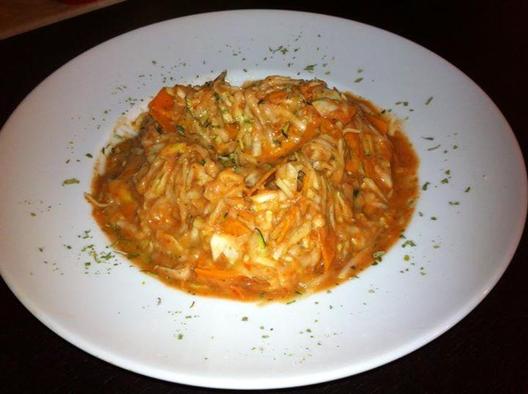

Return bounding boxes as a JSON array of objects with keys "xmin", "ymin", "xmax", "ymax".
[
  {"xmin": 149, "ymin": 87, "xmax": 174, "ymax": 110},
  {"xmin": 366, "ymin": 114, "xmax": 389, "ymax": 134},
  {"xmin": 362, "ymin": 158, "xmax": 376, "ymax": 178},
  {"xmin": 195, "ymin": 253, "xmax": 210, "ymax": 266},
  {"xmin": 224, "ymin": 122, "xmax": 240, "ymax": 139},
  {"xmin": 148, "ymin": 88, "xmax": 176, "ymax": 133},
  {"xmin": 317, "ymin": 226, "xmax": 337, "ymax": 272},
  {"xmin": 195, "ymin": 267, "xmax": 235, "ymax": 281},
  {"xmin": 220, "ymin": 217, "xmax": 251, "ymax": 236},
  {"xmin": 344, "ymin": 132, "xmax": 362, "ymax": 157},
  {"xmin": 229, "ymin": 285, "xmax": 246, "ymax": 299},
  {"xmin": 320, "ymin": 118, "xmax": 335, "ymax": 135},
  {"xmin": 236, "ymin": 209, "xmax": 256, "ymax": 225},
  {"xmin": 345, "ymin": 157, "xmax": 361, "ymax": 173},
  {"xmin": 318, "ymin": 117, "xmax": 343, "ymax": 139},
  {"xmin": 265, "ymin": 90, "xmax": 288, "ymax": 104},
  {"xmin": 344, "ymin": 132, "xmax": 359, "ymax": 148},
  {"xmin": 247, "ymin": 167, "xmax": 277, "ymax": 195}
]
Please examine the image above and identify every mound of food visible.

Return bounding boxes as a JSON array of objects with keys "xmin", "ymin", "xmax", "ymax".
[{"xmin": 88, "ymin": 73, "xmax": 418, "ymax": 301}]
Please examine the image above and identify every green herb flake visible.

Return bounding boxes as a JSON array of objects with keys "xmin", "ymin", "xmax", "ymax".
[
  {"xmin": 354, "ymin": 77, "xmax": 363, "ymax": 83},
  {"xmin": 449, "ymin": 201, "xmax": 460, "ymax": 206},
  {"xmin": 62, "ymin": 178, "xmax": 80, "ymax": 186},
  {"xmin": 255, "ymin": 227, "xmax": 266, "ymax": 247},
  {"xmin": 430, "ymin": 216, "xmax": 438, "ymax": 220},
  {"xmin": 176, "ymin": 333, "xmax": 183, "ymax": 340},
  {"xmin": 281, "ymin": 122, "xmax": 290, "ymax": 138},
  {"xmin": 80, "ymin": 230, "xmax": 92, "ymax": 239},
  {"xmin": 304, "ymin": 64, "xmax": 316, "ymax": 72},
  {"xmin": 241, "ymin": 316, "xmax": 248, "ymax": 321},
  {"xmin": 445, "ymin": 169, "xmax": 451, "ymax": 176},
  {"xmin": 427, "ymin": 145, "xmax": 441, "ymax": 151},
  {"xmin": 402, "ymin": 240, "xmax": 417, "ymax": 248},
  {"xmin": 372, "ymin": 250, "xmax": 385, "ymax": 263},
  {"xmin": 425, "ymin": 96, "xmax": 434, "ymax": 105},
  {"xmin": 85, "ymin": 153, "xmax": 93, "ymax": 158},
  {"xmin": 441, "ymin": 178, "xmax": 449, "ymax": 184},
  {"xmin": 176, "ymin": 125, "xmax": 185, "ymax": 136},
  {"xmin": 422, "ymin": 181, "xmax": 430, "ymax": 191},
  {"xmin": 100, "ymin": 252, "xmax": 114, "ymax": 260},
  {"xmin": 30, "ymin": 212, "xmax": 36, "ymax": 217},
  {"xmin": 403, "ymin": 254, "xmax": 410, "ymax": 262},
  {"xmin": 465, "ymin": 186, "xmax": 471, "ymax": 193}
]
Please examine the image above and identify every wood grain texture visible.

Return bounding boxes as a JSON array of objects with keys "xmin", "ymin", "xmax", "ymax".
[{"xmin": 1, "ymin": 1, "xmax": 527, "ymax": 393}]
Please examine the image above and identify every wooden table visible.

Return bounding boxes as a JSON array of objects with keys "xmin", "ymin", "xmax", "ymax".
[
  {"xmin": 0, "ymin": 0, "xmax": 125, "ymax": 39},
  {"xmin": 1, "ymin": 1, "xmax": 527, "ymax": 392}
]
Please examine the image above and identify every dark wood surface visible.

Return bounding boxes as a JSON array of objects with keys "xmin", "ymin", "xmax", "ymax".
[
  {"xmin": 0, "ymin": 0, "xmax": 125, "ymax": 40},
  {"xmin": 1, "ymin": 1, "xmax": 527, "ymax": 392}
]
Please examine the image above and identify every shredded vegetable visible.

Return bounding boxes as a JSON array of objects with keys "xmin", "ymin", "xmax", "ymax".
[{"xmin": 88, "ymin": 74, "xmax": 418, "ymax": 301}]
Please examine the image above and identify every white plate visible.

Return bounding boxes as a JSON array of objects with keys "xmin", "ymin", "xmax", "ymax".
[{"xmin": 0, "ymin": 10, "xmax": 526, "ymax": 389}]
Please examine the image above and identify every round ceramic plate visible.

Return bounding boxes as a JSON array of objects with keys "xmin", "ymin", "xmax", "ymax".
[{"xmin": 0, "ymin": 10, "xmax": 526, "ymax": 389}]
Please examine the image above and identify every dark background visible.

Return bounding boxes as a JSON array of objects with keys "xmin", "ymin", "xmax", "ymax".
[{"xmin": 1, "ymin": 1, "xmax": 527, "ymax": 392}]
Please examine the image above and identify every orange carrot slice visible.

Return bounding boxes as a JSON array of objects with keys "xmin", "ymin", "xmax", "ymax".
[
  {"xmin": 366, "ymin": 114, "xmax": 389, "ymax": 134},
  {"xmin": 148, "ymin": 88, "xmax": 176, "ymax": 133}
]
